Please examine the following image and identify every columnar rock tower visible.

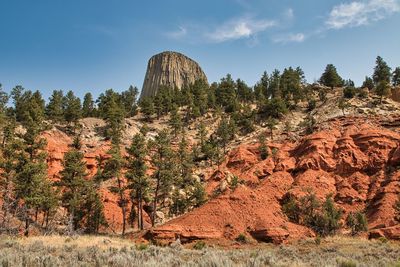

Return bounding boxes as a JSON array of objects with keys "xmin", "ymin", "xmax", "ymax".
[{"xmin": 140, "ymin": 51, "xmax": 208, "ymax": 98}]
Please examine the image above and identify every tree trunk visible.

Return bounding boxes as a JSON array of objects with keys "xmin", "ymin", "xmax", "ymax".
[
  {"xmin": 116, "ymin": 176, "xmax": 126, "ymax": 236},
  {"xmin": 152, "ymin": 175, "xmax": 160, "ymax": 227},
  {"xmin": 24, "ymin": 209, "xmax": 30, "ymax": 237}
]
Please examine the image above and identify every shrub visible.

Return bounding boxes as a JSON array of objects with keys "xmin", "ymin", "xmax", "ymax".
[
  {"xmin": 394, "ymin": 195, "xmax": 400, "ymax": 222},
  {"xmin": 337, "ymin": 259, "xmax": 357, "ymax": 267},
  {"xmin": 282, "ymin": 195, "xmax": 301, "ymax": 223},
  {"xmin": 315, "ymin": 236, "xmax": 321, "ymax": 245},
  {"xmin": 343, "ymin": 86, "xmax": 356, "ymax": 98},
  {"xmin": 307, "ymin": 98, "xmax": 317, "ymax": 111},
  {"xmin": 346, "ymin": 211, "xmax": 368, "ymax": 235},
  {"xmin": 136, "ymin": 243, "xmax": 148, "ymax": 251},
  {"xmin": 193, "ymin": 240, "xmax": 206, "ymax": 250},
  {"xmin": 235, "ymin": 233, "xmax": 247, "ymax": 244}
]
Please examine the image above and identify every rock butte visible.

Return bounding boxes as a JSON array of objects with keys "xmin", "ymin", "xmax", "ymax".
[{"xmin": 140, "ymin": 51, "xmax": 208, "ymax": 98}]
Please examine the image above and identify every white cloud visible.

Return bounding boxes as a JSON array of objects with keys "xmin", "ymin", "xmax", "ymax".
[
  {"xmin": 284, "ymin": 8, "xmax": 294, "ymax": 20},
  {"xmin": 165, "ymin": 26, "xmax": 187, "ymax": 39},
  {"xmin": 205, "ymin": 17, "xmax": 276, "ymax": 43},
  {"xmin": 273, "ymin": 33, "xmax": 305, "ymax": 44},
  {"xmin": 326, "ymin": 0, "xmax": 400, "ymax": 29}
]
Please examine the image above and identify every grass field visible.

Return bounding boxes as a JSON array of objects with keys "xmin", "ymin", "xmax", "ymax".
[{"xmin": 0, "ymin": 235, "xmax": 400, "ymax": 267}]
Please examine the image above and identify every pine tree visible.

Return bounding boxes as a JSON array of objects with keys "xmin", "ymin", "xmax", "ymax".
[
  {"xmin": 149, "ymin": 130, "xmax": 177, "ymax": 226},
  {"xmin": 373, "ymin": 56, "xmax": 392, "ymax": 85},
  {"xmin": 169, "ymin": 105, "xmax": 182, "ymax": 137},
  {"xmin": 216, "ymin": 74, "xmax": 238, "ymax": 113},
  {"xmin": 139, "ymin": 97, "xmax": 155, "ymax": 122},
  {"xmin": 376, "ymin": 80, "xmax": 390, "ymax": 103},
  {"xmin": 103, "ymin": 145, "xmax": 128, "ymax": 235},
  {"xmin": 99, "ymin": 89, "xmax": 125, "ymax": 144},
  {"xmin": 216, "ymin": 116, "xmax": 236, "ymax": 154},
  {"xmin": 362, "ymin": 76, "xmax": 374, "ymax": 90},
  {"xmin": 319, "ymin": 64, "xmax": 343, "ymax": 89},
  {"xmin": 0, "ymin": 84, "xmax": 8, "ymax": 135},
  {"xmin": 126, "ymin": 133, "xmax": 150, "ymax": 230},
  {"xmin": 121, "ymin": 85, "xmax": 139, "ymax": 117},
  {"xmin": 236, "ymin": 79, "xmax": 253, "ymax": 103},
  {"xmin": 82, "ymin": 92, "xmax": 95, "ymax": 117},
  {"xmin": 58, "ymin": 138, "xmax": 89, "ymax": 232},
  {"xmin": 266, "ymin": 117, "xmax": 278, "ymax": 139},
  {"xmin": 258, "ymin": 71, "xmax": 269, "ymax": 98},
  {"xmin": 46, "ymin": 90, "xmax": 64, "ymax": 122},
  {"xmin": 63, "ymin": 90, "xmax": 82, "ymax": 128},
  {"xmin": 268, "ymin": 69, "xmax": 281, "ymax": 99},
  {"xmin": 393, "ymin": 67, "xmax": 400, "ymax": 86}
]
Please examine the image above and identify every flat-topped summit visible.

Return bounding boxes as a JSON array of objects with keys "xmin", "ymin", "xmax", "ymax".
[{"xmin": 140, "ymin": 51, "xmax": 208, "ymax": 98}]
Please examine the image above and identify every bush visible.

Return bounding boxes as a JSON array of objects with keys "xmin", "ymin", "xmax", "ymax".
[
  {"xmin": 258, "ymin": 98, "xmax": 288, "ymax": 119},
  {"xmin": 193, "ymin": 240, "xmax": 206, "ymax": 250},
  {"xmin": 346, "ymin": 211, "xmax": 368, "ymax": 235},
  {"xmin": 235, "ymin": 233, "xmax": 247, "ymax": 244},
  {"xmin": 307, "ymin": 98, "xmax": 317, "ymax": 111},
  {"xmin": 337, "ymin": 259, "xmax": 357, "ymax": 267},
  {"xmin": 343, "ymin": 86, "xmax": 356, "ymax": 98},
  {"xmin": 282, "ymin": 195, "xmax": 301, "ymax": 223},
  {"xmin": 136, "ymin": 243, "xmax": 148, "ymax": 251}
]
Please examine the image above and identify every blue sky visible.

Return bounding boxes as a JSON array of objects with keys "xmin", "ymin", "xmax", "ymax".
[{"xmin": 0, "ymin": 0, "xmax": 399, "ymax": 100}]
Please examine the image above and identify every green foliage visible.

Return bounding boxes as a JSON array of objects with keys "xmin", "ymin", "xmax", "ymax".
[
  {"xmin": 216, "ymin": 115, "xmax": 236, "ymax": 153},
  {"xmin": 375, "ymin": 80, "xmax": 391, "ymax": 103},
  {"xmin": 193, "ymin": 240, "xmax": 206, "ymax": 250},
  {"xmin": 46, "ymin": 90, "xmax": 64, "ymax": 122},
  {"xmin": 307, "ymin": 98, "xmax": 317, "ymax": 111},
  {"xmin": 337, "ymin": 259, "xmax": 357, "ymax": 267},
  {"xmin": 300, "ymin": 114, "xmax": 316, "ymax": 134},
  {"xmin": 258, "ymin": 134, "xmax": 268, "ymax": 160},
  {"xmin": 266, "ymin": 117, "xmax": 278, "ymax": 139},
  {"xmin": 373, "ymin": 56, "xmax": 392, "ymax": 85},
  {"xmin": 139, "ymin": 97, "xmax": 155, "ymax": 121},
  {"xmin": 319, "ymin": 64, "xmax": 344, "ymax": 89},
  {"xmin": 346, "ymin": 211, "xmax": 368, "ymax": 235},
  {"xmin": 126, "ymin": 133, "xmax": 150, "ymax": 230},
  {"xmin": 280, "ymin": 67, "xmax": 304, "ymax": 105},
  {"xmin": 282, "ymin": 192, "xmax": 342, "ymax": 237},
  {"xmin": 362, "ymin": 76, "xmax": 374, "ymax": 90},
  {"xmin": 121, "ymin": 85, "xmax": 139, "ymax": 117},
  {"xmin": 169, "ymin": 105, "xmax": 182, "ymax": 137},
  {"xmin": 282, "ymin": 195, "xmax": 301, "ymax": 223},
  {"xmin": 258, "ymin": 98, "xmax": 288, "ymax": 119},
  {"xmin": 343, "ymin": 86, "xmax": 356, "ymax": 99},
  {"xmin": 215, "ymin": 74, "xmax": 239, "ymax": 113},
  {"xmin": 98, "ymin": 89, "xmax": 126, "ymax": 144},
  {"xmin": 393, "ymin": 67, "xmax": 400, "ymax": 86},
  {"xmin": 63, "ymin": 90, "xmax": 82, "ymax": 127},
  {"xmin": 235, "ymin": 233, "xmax": 248, "ymax": 244},
  {"xmin": 82, "ymin": 93, "xmax": 95, "ymax": 117}
]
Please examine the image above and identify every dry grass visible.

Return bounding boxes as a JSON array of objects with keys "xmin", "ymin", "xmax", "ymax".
[{"xmin": 0, "ymin": 235, "xmax": 400, "ymax": 267}]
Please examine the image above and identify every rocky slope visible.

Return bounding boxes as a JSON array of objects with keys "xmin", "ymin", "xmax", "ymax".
[
  {"xmin": 148, "ymin": 116, "xmax": 400, "ymax": 244},
  {"xmin": 140, "ymin": 51, "xmax": 208, "ymax": 98}
]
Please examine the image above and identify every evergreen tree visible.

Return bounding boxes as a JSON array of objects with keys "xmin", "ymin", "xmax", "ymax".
[
  {"xmin": 362, "ymin": 76, "xmax": 374, "ymax": 90},
  {"xmin": 280, "ymin": 67, "xmax": 304, "ymax": 105},
  {"xmin": 393, "ymin": 67, "xmax": 400, "ymax": 86},
  {"xmin": 190, "ymin": 79, "xmax": 209, "ymax": 115},
  {"xmin": 268, "ymin": 69, "xmax": 281, "ymax": 99},
  {"xmin": 99, "ymin": 89, "xmax": 125, "ymax": 144},
  {"xmin": 258, "ymin": 98, "xmax": 288, "ymax": 119},
  {"xmin": 258, "ymin": 71, "xmax": 269, "ymax": 98},
  {"xmin": 139, "ymin": 97, "xmax": 155, "ymax": 121},
  {"xmin": 236, "ymin": 79, "xmax": 253, "ymax": 103},
  {"xmin": 319, "ymin": 64, "xmax": 343, "ymax": 89},
  {"xmin": 216, "ymin": 74, "xmax": 238, "ymax": 113},
  {"xmin": 216, "ymin": 116, "xmax": 236, "ymax": 154},
  {"xmin": 46, "ymin": 90, "xmax": 64, "ymax": 122},
  {"xmin": 169, "ymin": 105, "xmax": 182, "ymax": 137},
  {"xmin": 63, "ymin": 90, "xmax": 82, "ymax": 128},
  {"xmin": 58, "ymin": 138, "xmax": 89, "ymax": 232},
  {"xmin": 376, "ymin": 80, "xmax": 390, "ymax": 103},
  {"xmin": 82, "ymin": 92, "xmax": 95, "ymax": 117},
  {"xmin": 149, "ymin": 130, "xmax": 177, "ymax": 226},
  {"xmin": 126, "ymin": 133, "xmax": 150, "ymax": 230},
  {"xmin": 266, "ymin": 117, "xmax": 278, "ymax": 139},
  {"xmin": 373, "ymin": 56, "xmax": 392, "ymax": 85},
  {"xmin": 103, "ymin": 145, "xmax": 128, "ymax": 235},
  {"xmin": 121, "ymin": 85, "xmax": 139, "ymax": 117}
]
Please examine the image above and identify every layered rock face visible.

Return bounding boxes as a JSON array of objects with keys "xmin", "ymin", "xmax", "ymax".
[
  {"xmin": 140, "ymin": 51, "xmax": 208, "ymax": 98},
  {"xmin": 149, "ymin": 117, "xmax": 400, "ymax": 244}
]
